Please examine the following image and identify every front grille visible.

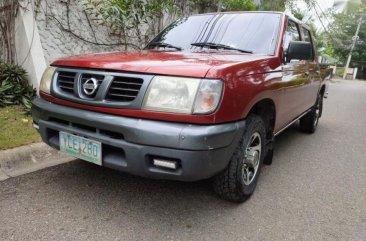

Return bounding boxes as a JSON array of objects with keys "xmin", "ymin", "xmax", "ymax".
[
  {"xmin": 106, "ymin": 77, "xmax": 144, "ymax": 102},
  {"xmin": 57, "ymin": 71, "xmax": 76, "ymax": 94},
  {"xmin": 53, "ymin": 68, "xmax": 151, "ymax": 108}
]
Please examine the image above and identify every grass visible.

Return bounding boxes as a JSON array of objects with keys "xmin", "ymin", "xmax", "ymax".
[{"xmin": 0, "ymin": 106, "xmax": 41, "ymax": 150}]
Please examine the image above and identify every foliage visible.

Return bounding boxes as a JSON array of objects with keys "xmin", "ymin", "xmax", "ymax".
[
  {"xmin": 336, "ymin": 68, "xmax": 345, "ymax": 78},
  {"xmin": 0, "ymin": 105, "xmax": 41, "ymax": 150},
  {"xmin": 258, "ymin": 0, "xmax": 315, "ymax": 12},
  {"xmin": 0, "ymin": 60, "xmax": 36, "ymax": 113},
  {"xmin": 221, "ymin": 0, "xmax": 256, "ymax": 11},
  {"xmin": 184, "ymin": 0, "xmax": 256, "ymax": 13},
  {"xmin": 332, "ymin": 0, "xmax": 363, "ymax": 13},
  {"xmin": 83, "ymin": 0, "xmax": 180, "ymax": 48},
  {"xmin": 84, "ymin": 0, "xmax": 257, "ymax": 48},
  {"xmin": 286, "ymin": 0, "xmax": 316, "ymax": 11},
  {"xmin": 259, "ymin": 0, "xmax": 286, "ymax": 11},
  {"xmin": 183, "ymin": 0, "xmax": 216, "ymax": 13},
  {"xmin": 328, "ymin": 1, "xmax": 366, "ymax": 67},
  {"xmin": 315, "ymin": 31, "xmax": 335, "ymax": 58},
  {"xmin": 289, "ymin": 7, "xmax": 308, "ymax": 21}
]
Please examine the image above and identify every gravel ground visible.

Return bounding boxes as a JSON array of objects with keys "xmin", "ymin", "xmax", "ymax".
[{"xmin": 0, "ymin": 80, "xmax": 365, "ymax": 241}]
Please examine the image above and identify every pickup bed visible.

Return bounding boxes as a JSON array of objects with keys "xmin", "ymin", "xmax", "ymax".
[{"xmin": 32, "ymin": 11, "xmax": 328, "ymax": 202}]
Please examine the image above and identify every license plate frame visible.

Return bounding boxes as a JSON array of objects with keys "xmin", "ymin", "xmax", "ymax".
[{"xmin": 59, "ymin": 131, "xmax": 102, "ymax": 165}]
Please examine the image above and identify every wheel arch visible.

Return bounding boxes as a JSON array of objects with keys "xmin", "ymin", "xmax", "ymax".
[{"xmin": 246, "ymin": 98, "xmax": 276, "ymax": 141}]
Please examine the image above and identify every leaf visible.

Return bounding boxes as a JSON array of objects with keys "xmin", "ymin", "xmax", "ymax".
[{"xmin": 0, "ymin": 61, "xmax": 35, "ymax": 109}]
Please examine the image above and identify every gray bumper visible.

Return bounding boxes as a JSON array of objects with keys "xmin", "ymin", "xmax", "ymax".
[{"xmin": 32, "ymin": 97, "xmax": 245, "ymax": 181}]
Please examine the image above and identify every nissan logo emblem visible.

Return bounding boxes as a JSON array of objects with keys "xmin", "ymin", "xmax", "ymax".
[{"xmin": 82, "ymin": 78, "xmax": 98, "ymax": 96}]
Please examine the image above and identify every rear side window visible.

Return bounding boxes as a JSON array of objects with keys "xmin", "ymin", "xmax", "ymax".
[
  {"xmin": 302, "ymin": 28, "xmax": 314, "ymax": 60},
  {"xmin": 303, "ymin": 28, "xmax": 312, "ymax": 43},
  {"xmin": 283, "ymin": 20, "xmax": 300, "ymax": 51}
]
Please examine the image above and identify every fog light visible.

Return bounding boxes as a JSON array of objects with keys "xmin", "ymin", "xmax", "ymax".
[{"xmin": 153, "ymin": 158, "xmax": 178, "ymax": 170}]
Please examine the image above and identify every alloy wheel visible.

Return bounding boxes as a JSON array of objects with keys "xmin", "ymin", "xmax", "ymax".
[{"xmin": 242, "ymin": 132, "xmax": 262, "ymax": 185}]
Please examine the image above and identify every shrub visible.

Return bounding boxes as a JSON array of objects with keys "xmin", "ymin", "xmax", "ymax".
[
  {"xmin": 0, "ymin": 60, "xmax": 36, "ymax": 113},
  {"xmin": 336, "ymin": 68, "xmax": 345, "ymax": 78}
]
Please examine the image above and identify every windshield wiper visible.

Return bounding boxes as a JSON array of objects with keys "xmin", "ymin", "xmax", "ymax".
[
  {"xmin": 191, "ymin": 42, "xmax": 253, "ymax": 53},
  {"xmin": 147, "ymin": 42, "xmax": 182, "ymax": 51}
]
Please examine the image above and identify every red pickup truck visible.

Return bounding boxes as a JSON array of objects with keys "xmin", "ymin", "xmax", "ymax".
[{"xmin": 32, "ymin": 11, "xmax": 328, "ymax": 202}]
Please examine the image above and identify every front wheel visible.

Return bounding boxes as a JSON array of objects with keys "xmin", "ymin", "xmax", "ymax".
[
  {"xmin": 300, "ymin": 93, "xmax": 323, "ymax": 133},
  {"xmin": 213, "ymin": 114, "xmax": 266, "ymax": 202}
]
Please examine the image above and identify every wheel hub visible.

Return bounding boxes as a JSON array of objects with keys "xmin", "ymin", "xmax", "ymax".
[
  {"xmin": 245, "ymin": 149, "xmax": 259, "ymax": 167},
  {"xmin": 242, "ymin": 132, "xmax": 262, "ymax": 185}
]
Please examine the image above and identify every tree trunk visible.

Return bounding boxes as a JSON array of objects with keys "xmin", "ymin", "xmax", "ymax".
[{"xmin": 0, "ymin": 0, "xmax": 17, "ymax": 63}]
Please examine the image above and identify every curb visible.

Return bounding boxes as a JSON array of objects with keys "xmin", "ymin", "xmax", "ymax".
[{"xmin": 0, "ymin": 142, "xmax": 74, "ymax": 181}]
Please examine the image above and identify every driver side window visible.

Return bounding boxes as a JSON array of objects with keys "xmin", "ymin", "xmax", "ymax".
[{"xmin": 283, "ymin": 20, "xmax": 300, "ymax": 51}]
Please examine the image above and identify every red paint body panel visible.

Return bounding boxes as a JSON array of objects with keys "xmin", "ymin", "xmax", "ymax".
[{"xmin": 53, "ymin": 51, "xmax": 274, "ymax": 78}]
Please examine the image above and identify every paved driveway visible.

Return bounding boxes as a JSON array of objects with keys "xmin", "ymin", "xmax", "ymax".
[{"xmin": 1, "ymin": 80, "xmax": 365, "ymax": 241}]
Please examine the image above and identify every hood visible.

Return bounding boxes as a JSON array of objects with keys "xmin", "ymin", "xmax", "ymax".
[{"xmin": 52, "ymin": 50, "xmax": 274, "ymax": 78}]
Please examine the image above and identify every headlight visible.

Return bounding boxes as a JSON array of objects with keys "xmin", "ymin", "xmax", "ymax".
[
  {"xmin": 39, "ymin": 66, "xmax": 56, "ymax": 95},
  {"xmin": 142, "ymin": 76, "xmax": 223, "ymax": 114},
  {"xmin": 193, "ymin": 79, "xmax": 223, "ymax": 114}
]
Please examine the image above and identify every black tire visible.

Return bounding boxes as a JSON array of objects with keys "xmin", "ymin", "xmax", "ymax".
[
  {"xmin": 300, "ymin": 93, "xmax": 323, "ymax": 134},
  {"xmin": 213, "ymin": 114, "xmax": 266, "ymax": 202}
]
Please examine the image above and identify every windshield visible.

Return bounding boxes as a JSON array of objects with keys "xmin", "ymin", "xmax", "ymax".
[{"xmin": 145, "ymin": 12, "xmax": 282, "ymax": 55}]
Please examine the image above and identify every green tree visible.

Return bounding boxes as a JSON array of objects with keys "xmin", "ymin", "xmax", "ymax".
[
  {"xmin": 184, "ymin": 0, "xmax": 256, "ymax": 13},
  {"xmin": 221, "ymin": 0, "xmax": 256, "ymax": 11},
  {"xmin": 333, "ymin": 0, "xmax": 363, "ymax": 13},
  {"xmin": 315, "ymin": 31, "xmax": 335, "ymax": 58},
  {"xmin": 329, "ymin": 0, "xmax": 366, "ymax": 79},
  {"xmin": 258, "ymin": 0, "xmax": 285, "ymax": 11},
  {"xmin": 328, "ymin": 1, "xmax": 366, "ymax": 68},
  {"xmin": 258, "ymin": 0, "xmax": 311, "ymax": 11}
]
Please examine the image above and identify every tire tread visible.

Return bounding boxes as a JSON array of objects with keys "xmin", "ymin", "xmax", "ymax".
[{"xmin": 213, "ymin": 114, "xmax": 265, "ymax": 202}]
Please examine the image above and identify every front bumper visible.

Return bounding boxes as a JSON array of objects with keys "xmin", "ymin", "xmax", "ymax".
[{"xmin": 32, "ymin": 97, "xmax": 245, "ymax": 181}]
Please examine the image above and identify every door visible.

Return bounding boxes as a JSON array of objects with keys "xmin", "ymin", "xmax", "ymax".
[
  {"xmin": 302, "ymin": 27, "xmax": 322, "ymax": 109},
  {"xmin": 278, "ymin": 20, "xmax": 311, "ymax": 129}
]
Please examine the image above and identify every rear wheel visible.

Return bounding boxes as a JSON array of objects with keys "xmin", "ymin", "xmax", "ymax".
[
  {"xmin": 300, "ymin": 93, "xmax": 323, "ymax": 133},
  {"xmin": 213, "ymin": 114, "xmax": 266, "ymax": 202}
]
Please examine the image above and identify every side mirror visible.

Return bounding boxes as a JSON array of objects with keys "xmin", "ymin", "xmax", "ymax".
[{"xmin": 286, "ymin": 41, "xmax": 312, "ymax": 62}]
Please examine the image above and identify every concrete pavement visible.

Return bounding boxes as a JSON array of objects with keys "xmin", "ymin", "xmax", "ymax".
[{"xmin": 0, "ymin": 143, "xmax": 73, "ymax": 181}]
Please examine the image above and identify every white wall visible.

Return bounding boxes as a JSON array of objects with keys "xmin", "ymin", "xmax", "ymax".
[
  {"xmin": 15, "ymin": 0, "xmax": 123, "ymax": 87},
  {"xmin": 35, "ymin": 0, "xmax": 122, "ymax": 65},
  {"xmin": 15, "ymin": 5, "xmax": 47, "ymax": 89}
]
